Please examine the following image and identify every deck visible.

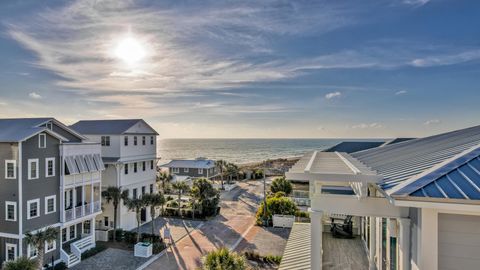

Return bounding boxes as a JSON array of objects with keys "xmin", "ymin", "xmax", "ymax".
[{"xmin": 279, "ymin": 223, "xmax": 369, "ymax": 270}]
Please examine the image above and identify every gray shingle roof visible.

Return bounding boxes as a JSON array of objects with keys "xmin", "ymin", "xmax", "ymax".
[
  {"xmin": 161, "ymin": 159, "xmax": 215, "ymax": 169},
  {"xmin": 0, "ymin": 118, "xmax": 54, "ymax": 142},
  {"xmin": 351, "ymin": 125, "xmax": 480, "ymax": 192},
  {"xmin": 70, "ymin": 119, "xmax": 158, "ymax": 135}
]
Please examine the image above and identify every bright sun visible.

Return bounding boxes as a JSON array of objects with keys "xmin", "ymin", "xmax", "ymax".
[{"xmin": 114, "ymin": 37, "xmax": 146, "ymax": 64}]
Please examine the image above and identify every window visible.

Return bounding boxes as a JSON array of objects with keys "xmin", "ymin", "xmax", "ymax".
[
  {"xmin": 39, "ymin": 133, "xmax": 46, "ymax": 148},
  {"xmin": 5, "ymin": 201, "xmax": 16, "ymax": 221},
  {"xmin": 133, "ymin": 188, "xmax": 138, "ymax": 199},
  {"xmin": 142, "ymin": 161, "xmax": 146, "ymax": 171},
  {"xmin": 45, "ymin": 240, "xmax": 56, "ymax": 253},
  {"xmin": 184, "ymin": 168, "xmax": 189, "ymax": 172},
  {"xmin": 142, "ymin": 136, "xmax": 146, "ymax": 145},
  {"xmin": 5, "ymin": 160, "xmax": 16, "ymax": 179},
  {"xmin": 27, "ymin": 199, "xmax": 40, "ymax": 219},
  {"xmin": 28, "ymin": 159, "xmax": 39, "ymax": 180},
  {"xmin": 62, "ymin": 228, "xmax": 67, "ymax": 242},
  {"xmin": 198, "ymin": 168, "xmax": 203, "ymax": 174},
  {"xmin": 6, "ymin": 243, "xmax": 17, "ymax": 261},
  {"xmin": 83, "ymin": 220, "xmax": 91, "ymax": 234},
  {"xmin": 150, "ymin": 136, "xmax": 154, "ymax": 145},
  {"xmin": 101, "ymin": 136, "xmax": 110, "ymax": 146},
  {"xmin": 150, "ymin": 160, "xmax": 154, "ymax": 170},
  {"xmin": 28, "ymin": 244, "xmax": 38, "ymax": 258},
  {"xmin": 134, "ymin": 136, "xmax": 138, "ymax": 146},
  {"xmin": 45, "ymin": 158, "xmax": 55, "ymax": 177},
  {"xmin": 150, "ymin": 184, "xmax": 154, "ymax": 193},
  {"xmin": 124, "ymin": 164, "xmax": 129, "ymax": 175},
  {"xmin": 124, "ymin": 136, "xmax": 129, "ymax": 146},
  {"xmin": 45, "ymin": 195, "xmax": 56, "ymax": 214},
  {"xmin": 46, "ymin": 122, "xmax": 53, "ymax": 130},
  {"xmin": 134, "ymin": 163, "xmax": 138, "ymax": 173},
  {"xmin": 69, "ymin": 225, "xmax": 76, "ymax": 240},
  {"xmin": 142, "ymin": 186, "xmax": 146, "ymax": 195},
  {"xmin": 172, "ymin": 168, "xmax": 179, "ymax": 173},
  {"xmin": 104, "ymin": 217, "xmax": 109, "ymax": 227}
]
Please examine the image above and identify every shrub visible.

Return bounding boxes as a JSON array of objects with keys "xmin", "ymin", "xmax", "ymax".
[
  {"xmin": 256, "ymin": 196, "xmax": 297, "ymax": 225},
  {"xmin": 81, "ymin": 244, "xmax": 107, "ymax": 260},
  {"xmin": 202, "ymin": 248, "xmax": 247, "ymax": 270},
  {"xmin": 264, "ymin": 255, "xmax": 282, "ymax": 264},
  {"xmin": 4, "ymin": 257, "xmax": 36, "ymax": 270},
  {"xmin": 114, "ymin": 229, "xmax": 124, "ymax": 241},
  {"xmin": 244, "ymin": 251, "xmax": 282, "ymax": 265},
  {"xmin": 123, "ymin": 231, "xmax": 138, "ymax": 245},
  {"xmin": 141, "ymin": 233, "xmax": 161, "ymax": 243},
  {"xmin": 295, "ymin": 210, "xmax": 310, "ymax": 218},
  {"xmin": 153, "ymin": 242, "xmax": 167, "ymax": 254},
  {"xmin": 270, "ymin": 177, "xmax": 292, "ymax": 195},
  {"xmin": 274, "ymin": 191, "xmax": 286, "ymax": 198}
]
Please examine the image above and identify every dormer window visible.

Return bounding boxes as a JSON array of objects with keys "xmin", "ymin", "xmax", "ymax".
[
  {"xmin": 46, "ymin": 122, "xmax": 53, "ymax": 130},
  {"xmin": 39, "ymin": 133, "xmax": 46, "ymax": 148}
]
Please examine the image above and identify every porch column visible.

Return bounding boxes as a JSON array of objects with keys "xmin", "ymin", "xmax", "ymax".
[
  {"xmin": 369, "ymin": 217, "xmax": 377, "ymax": 270},
  {"xmin": 310, "ymin": 209, "xmax": 323, "ymax": 270},
  {"xmin": 398, "ymin": 218, "xmax": 411, "ymax": 270},
  {"xmin": 82, "ymin": 185, "xmax": 86, "ymax": 216},
  {"xmin": 72, "ymin": 187, "xmax": 76, "ymax": 219},
  {"xmin": 91, "ymin": 183, "xmax": 94, "ymax": 213},
  {"xmin": 420, "ymin": 209, "xmax": 438, "ymax": 270}
]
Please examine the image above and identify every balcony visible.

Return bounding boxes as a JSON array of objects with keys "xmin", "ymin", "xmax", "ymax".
[
  {"xmin": 64, "ymin": 201, "xmax": 101, "ymax": 223},
  {"xmin": 64, "ymin": 172, "xmax": 101, "ymax": 187},
  {"xmin": 62, "ymin": 183, "xmax": 101, "ymax": 223}
]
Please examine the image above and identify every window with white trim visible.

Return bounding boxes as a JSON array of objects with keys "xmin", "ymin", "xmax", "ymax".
[
  {"xmin": 150, "ymin": 136, "xmax": 154, "ymax": 145},
  {"xmin": 198, "ymin": 168, "xmax": 203, "ymax": 174},
  {"xmin": 6, "ymin": 243, "xmax": 17, "ymax": 261},
  {"xmin": 101, "ymin": 136, "xmax": 110, "ymax": 146},
  {"xmin": 184, "ymin": 168, "xmax": 189, "ymax": 172},
  {"xmin": 45, "ymin": 195, "xmax": 56, "ymax": 214},
  {"xmin": 134, "ymin": 136, "xmax": 138, "ymax": 145},
  {"xmin": 28, "ymin": 159, "xmax": 39, "ymax": 180},
  {"xmin": 172, "ymin": 168, "xmax": 179, "ymax": 173},
  {"xmin": 46, "ymin": 157, "xmax": 55, "ymax": 177},
  {"xmin": 5, "ymin": 160, "xmax": 16, "ymax": 179},
  {"xmin": 124, "ymin": 136, "xmax": 129, "ymax": 146},
  {"xmin": 27, "ymin": 199, "xmax": 40, "ymax": 219},
  {"xmin": 39, "ymin": 133, "xmax": 46, "ymax": 148},
  {"xmin": 142, "ymin": 136, "xmax": 146, "ymax": 145},
  {"xmin": 27, "ymin": 244, "xmax": 38, "ymax": 259},
  {"xmin": 45, "ymin": 240, "xmax": 56, "ymax": 253},
  {"xmin": 69, "ymin": 225, "xmax": 76, "ymax": 240},
  {"xmin": 5, "ymin": 201, "xmax": 16, "ymax": 221}
]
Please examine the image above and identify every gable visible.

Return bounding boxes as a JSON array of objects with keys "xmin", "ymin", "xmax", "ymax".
[{"xmin": 124, "ymin": 120, "xmax": 158, "ymax": 135}]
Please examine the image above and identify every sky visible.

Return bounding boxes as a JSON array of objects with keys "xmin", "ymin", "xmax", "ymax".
[{"xmin": 0, "ymin": 0, "xmax": 479, "ymax": 139}]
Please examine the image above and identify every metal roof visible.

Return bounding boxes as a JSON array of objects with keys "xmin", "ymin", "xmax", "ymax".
[
  {"xmin": 351, "ymin": 125, "xmax": 480, "ymax": 191},
  {"xmin": 70, "ymin": 119, "xmax": 158, "ymax": 135},
  {"xmin": 324, "ymin": 141, "xmax": 385, "ymax": 153},
  {"xmin": 392, "ymin": 145, "xmax": 480, "ymax": 200},
  {"xmin": 0, "ymin": 118, "xmax": 67, "ymax": 142},
  {"xmin": 278, "ymin": 223, "xmax": 311, "ymax": 270},
  {"xmin": 161, "ymin": 159, "xmax": 215, "ymax": 169}
]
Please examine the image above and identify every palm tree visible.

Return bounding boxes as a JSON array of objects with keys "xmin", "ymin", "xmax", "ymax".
[
  {"xmin": 215, "ymin": 160, "xmax": 227, "ymax": 190},
  {"xmin": 143, "ymin": 193, "xmax": 166, "ymax": 235},
  {"xmin": 190, "ymin": 178, "xmax": 220, "ymax": 217},
  {"xmin": 172, "ymin": 181, "xmax": 190, "ymax": 216},
  {"xmin": 24, "ymin": 227, "xmax": 58, "ymax": 270},
  {"xmin": 102, "ymin": 186, "xmax": 127, "ymax": 242},
  {"xmin": 156, "ymin": 171, "xmax": 172, "ymax": 192},
  {"xmin": 226, "ymin": 163, "xmax": 239, "ymax": 184},
  {"xmin": 123, "ymin": 196, "xmax": 148, "ymax": 243},
  {"xmin": 202, "ymin": 248, "xmax": 247, "ymax": 270},
  {"xmin": 189, "ymin": 186, "xmax": 200, "ymax": 220}
]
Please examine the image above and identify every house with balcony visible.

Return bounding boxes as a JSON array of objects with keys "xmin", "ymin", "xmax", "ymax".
[
  {"xmin": 161, "ymin": 157, "xmax": 218, "ymax": 180},
  {"xmin": 71, "ymin": 119, "xmax": 158, "ymax": 231},
  {"xmin": 281, "ymin": 125, "xmax": 480, "ymax": 270},
  {"xmin": 0, "ymin": 118, "xmax": 104, "ymax": 268}
]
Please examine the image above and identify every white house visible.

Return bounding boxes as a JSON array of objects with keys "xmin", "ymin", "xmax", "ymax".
[
  {"xmin": 71, "ymin": 119, "xmax": 159, "ymax": 231},
  {"xmin": 282, "ymin": 125, "xmax": 480, "ymax": 270}
]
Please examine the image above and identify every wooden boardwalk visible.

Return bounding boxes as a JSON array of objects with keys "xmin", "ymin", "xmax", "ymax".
[{"xmin": 323, "ymin": 232, "xmax": 369, "ymax": 270}]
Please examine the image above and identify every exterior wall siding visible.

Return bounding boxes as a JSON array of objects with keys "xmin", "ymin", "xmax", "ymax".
[
  {"xmin": 22, "ymin": 133, "xmax": 61, "ymax": 232},
  {"xmin": 0, "ymin": 142, "xmax": 20, "ymax": 234},
  {"xmin": 0, "ymin": 237, "xmax": 19, "ymax": 264},
  {"xmin": 169, "ymin": 167, "xmax": 216, "ymax": 178}
]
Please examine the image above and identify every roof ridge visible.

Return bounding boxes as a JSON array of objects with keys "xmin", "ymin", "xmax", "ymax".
[{"xmin": 389, "ymin": 143, "xmax": 480, "ymax": 197}]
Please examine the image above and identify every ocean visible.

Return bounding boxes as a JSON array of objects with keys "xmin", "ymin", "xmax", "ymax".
[{"xmin": 157, "ymin": 138, "xmax": 380, "ymax": 164}]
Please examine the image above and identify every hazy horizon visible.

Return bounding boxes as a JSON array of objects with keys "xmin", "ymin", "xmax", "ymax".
[{"xmin": 1, "ymin": 0, "xmax": 479, "ymax": 139}]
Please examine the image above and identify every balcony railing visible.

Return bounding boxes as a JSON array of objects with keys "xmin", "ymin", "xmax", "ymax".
[
  {"xmin": 64, "ymin": 172, "xmax": 101, "ymax": 186},
  {"xmin": 63, "ymin": 200, "xmax": 101, "ymax": 222}
]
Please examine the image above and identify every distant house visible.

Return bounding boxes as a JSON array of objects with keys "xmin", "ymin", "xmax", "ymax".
[{"xmin": 161, "ymin": 158, "xmax": 218, "ymax": 180}]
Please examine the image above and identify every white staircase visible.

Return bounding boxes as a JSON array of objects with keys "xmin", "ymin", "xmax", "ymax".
[{"xmin": 61, "ymin": 235, "xmax": 95, "ymax": 267}]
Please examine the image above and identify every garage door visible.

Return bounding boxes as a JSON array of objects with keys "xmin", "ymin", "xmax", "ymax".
[{"xmin": 438, "ymin": 213, "xmax": 480, "ymax": 270}]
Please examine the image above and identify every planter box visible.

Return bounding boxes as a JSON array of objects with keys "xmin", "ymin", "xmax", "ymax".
[
  {"xmin": 272, "ymin": 214, "xmax": 295, "ymax": 228},
  {"xmin": 95, "ymin": 229, "xmax": 111, "ymax": 242},
  {"xmin": 134, "ymin": 242, "xmax": 153, "ymax": 258}
]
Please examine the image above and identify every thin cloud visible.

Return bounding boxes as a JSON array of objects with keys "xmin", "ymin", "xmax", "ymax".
[
  {"xmin": 395, "ymin": 90, "xmax": 407, "ymax": 95},
  {"xmin": 402, "ymin": 0, "xmax": 430, "ymax": 6},
  {"xmin": 28, "ymin": 92, "xmax": 42, "ymax": 99},
  {"xmin": 424, "ymin": 119, "xmax": 441, "ymax": 125},
  {"xmin": 325, "ymin": 91, "xmax": 342, "ymax": 99},
  {"xmin": 351, "ymin": 123, "xmax": 383, "ymax": 129}
]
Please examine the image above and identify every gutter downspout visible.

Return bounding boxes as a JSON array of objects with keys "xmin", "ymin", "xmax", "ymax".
[{"xmin": 18, "ymin": 141, "xmax": 23, "ymax": 255}]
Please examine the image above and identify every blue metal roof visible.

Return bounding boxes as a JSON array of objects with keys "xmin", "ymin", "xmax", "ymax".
[
  {"xmin": 324, "ymin": 141, "xmax": 385, "ymax": 153},
  {"xmin": 351, "ymin": 125, "xmax": 480, "ymax": 192},
  {"xmin": 393, "ymin": 146, "xmax": 480, "ymax": 199},
  {"xmin": 0, "ymin": 118, "xmax": 53, "ymax": 142},
  {"xmin": 161, "ymin": 159, "xmax": 215, "ymax": 169},
  {"xmin": 71, "ymin": 119, "xmax": 158, "ymax": 135}
]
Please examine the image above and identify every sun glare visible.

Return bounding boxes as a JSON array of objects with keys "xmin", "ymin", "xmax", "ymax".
[{"xmin": 114, "ymin": 37, "xmax": 146, "ymax": 64}]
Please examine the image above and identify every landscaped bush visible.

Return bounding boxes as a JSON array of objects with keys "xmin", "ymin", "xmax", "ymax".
[
  {"xmin": 202, "ymin": 248, "xmax": 247, "ymax": 270},
  {"xmin": 81, "ymin": 244, "xmax": 107, "ymax": 260},
  {"xmin": 123, "ymin": 231, "xmax": 138, "ymax": 245},
  {"xmin": 4, "ymin": 257, "xmax": 36, "ymax": 270},
  {"xmin": 274, "ymin": 191, "xmax": 286, "ymax": 198},
  {"xmin": 44, "ymin": 261, "xmax": 68, "ymax": 270},
  {"xmin": 270, "ymin": 177, "xmax": 293, "ymax": 195},
  {"xmin": 141, "ymin": 233, "xmax": 161, "ymax": 243},
  {"xmin": 115, "ymin": 228, "xmax": 124, "ymax": 240},
  {"xmin": 256, "ymin": 196, "xmax": 297, "ymax": 225},
  {"xmin": 244, "ymin": 251, "xmax": 282, "ymax": 265},
  {"xmin": 153, "ymin": 242, "xmax": 167, "ymax": 254},
  {"xmin": 295, "ymin": 210, "xmax": 310, "ymax": 218}
]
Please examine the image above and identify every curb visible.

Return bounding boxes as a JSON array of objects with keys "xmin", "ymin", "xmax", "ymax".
[{"xmin": 136, "ymin": 222, "xmax": 205, "ymax": 270}]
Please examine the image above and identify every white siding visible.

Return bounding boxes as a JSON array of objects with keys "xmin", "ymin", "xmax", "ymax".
[{"xmin": 438, "ymin": 213, "xmax": 480, "ymax": 270}]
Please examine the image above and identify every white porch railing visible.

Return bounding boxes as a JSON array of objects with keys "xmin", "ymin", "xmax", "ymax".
[
  {"xmin": 63, "ymin": 201, "xmax": 101, "ymax": 222},
  {"xmin": 94, "ymin": 201, "xmax": 101, "ymax": 212},
  {"xmin": 64, "ymin": 172, "xmax": 101, "ymax": 186},
  {"xmin": 60, "ymin": 248, "xmax": 80, "ymax": 267},
  {"xmin": 71, "ymin": 235, "xmax": 95, "ymax": 255}
]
